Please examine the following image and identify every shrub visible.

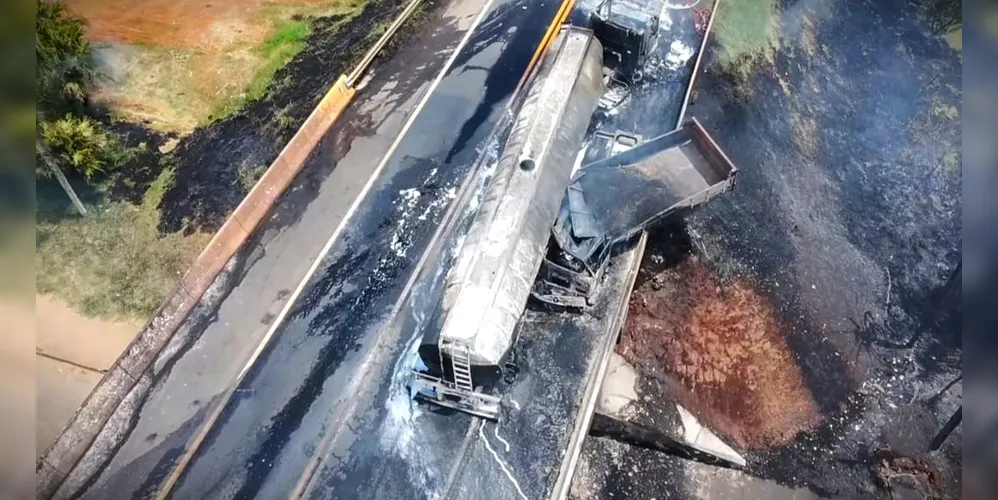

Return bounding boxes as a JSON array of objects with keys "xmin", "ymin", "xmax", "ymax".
[
  {"xmin": 237, "ymin": 163, "xmax": 268, "ymax": 193},
  {"xmin": 39, "ymin": 115, "xmax": 132, "ymax": 179}
]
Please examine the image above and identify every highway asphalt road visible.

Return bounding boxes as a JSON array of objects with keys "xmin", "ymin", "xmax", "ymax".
[
  {"xmin": 60, "ymin": 0, "xmax": 488, "ymax": 496},
  {"xmin": 60, "ymin": 1, "xmax": 581, "ymax": 498}
]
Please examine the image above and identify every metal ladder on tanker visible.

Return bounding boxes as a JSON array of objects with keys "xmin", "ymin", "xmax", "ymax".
[
  {"xmin": 450, "ymin": 344, "xmax": 475, "ymax": 393},
  {"xmin": 414, "ymin": 340, "xmax": 500, "ymax": 420}
]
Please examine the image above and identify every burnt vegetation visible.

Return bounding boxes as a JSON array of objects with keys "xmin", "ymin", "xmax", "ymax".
[{"xmin": 159, "ymin": 0, "xmax": 423, "ymax": 233}]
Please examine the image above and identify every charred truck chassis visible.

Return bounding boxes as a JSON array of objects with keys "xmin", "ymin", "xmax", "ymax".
[{"xmin": 412, "ymin": 11, "xmax": 737, "ymax": 420}]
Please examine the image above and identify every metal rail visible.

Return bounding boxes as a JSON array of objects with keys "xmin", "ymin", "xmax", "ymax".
[
  {"xmin": 548, "ymin": 233, "xmax": 647, "ymax": 500},
  {"xmin": 675, "ymin": 0, "xmax": 720, "ymax": 129},
  {"xmin": 345, "ymin": 0, "xmax": 426, "ymax": 87}
]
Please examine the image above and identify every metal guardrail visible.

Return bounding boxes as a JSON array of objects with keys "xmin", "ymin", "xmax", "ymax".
[
  {"xmin": 675, "ymin": 0, "xmax": 720, "ymax": 129},
  {"xmin": 346, "ymin": 0, "xmax": 426, "ymax": 87}
]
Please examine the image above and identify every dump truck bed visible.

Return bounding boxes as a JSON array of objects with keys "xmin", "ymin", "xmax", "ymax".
[{"xmin": 573, "ymin": 118, "xmax": 738, "ymax": 247}]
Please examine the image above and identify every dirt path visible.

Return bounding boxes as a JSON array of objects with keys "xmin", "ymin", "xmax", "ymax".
[
  {"xmin": 35, "ymin": 294, "xmax": 142, "ymax": 456},
  {"xmin": 0, "ymin": 299, "xmax": 34, "ymax": 496},
  {"xmin": 36, "ymin": 294, "xmax": 141, "ymax": 371}
]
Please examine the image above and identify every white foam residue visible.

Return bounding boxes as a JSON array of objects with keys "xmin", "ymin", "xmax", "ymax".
[
  {"xmin": 665, "ymin": 39, "xmax": 695, "ymax": 70},
  {"xmin": 388, "ymin": 233, "xmax": 405, "ymax": 257},
  {"xmin": 416, "ymin": 184, "xmax": 457, "ymax": 222},
  {"xmin": 599, "ymin": 85, "xmax": 628, "ymax": 111},
  {"xmin": 399, "ymin": 187, "xmax": 421, "ymax": 206},
  {"xmin": 658, "ymin": 7, "xmax": 674, "ymax": 33},
  {"xmin": 393, "ymin": 187, "xmax": 422, "ymax": 255},
  {"xmin": 378, "ymin": 293, "xmax": 440, "ymax": 498}
]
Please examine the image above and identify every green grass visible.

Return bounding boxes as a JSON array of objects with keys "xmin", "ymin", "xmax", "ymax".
[
  {"xmin": 206, "ymin": 0, "xmax": 373, "ymax": 124},
  {"xmin": 36, "ymin": 168, "xmax": 211, "ymax": 319},
  {"xmin": 209, "ymin": 18, "xmax": 312, "ymax": 122},
  {"xmin": 266, "ymin": 103, "xmax": 295, "ymax": 136},
  {"xmin": 713, "ymin": 0, "xmax": 781, "ymax": 75},
  {"xmin": 251, "ymin": 19, "xmax": 311, "ymax": 99}
]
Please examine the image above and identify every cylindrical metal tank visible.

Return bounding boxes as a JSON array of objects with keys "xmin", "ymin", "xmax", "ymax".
[{"xmin": 419, "ymin": 27, "xmax": 605, "ymax": 376}]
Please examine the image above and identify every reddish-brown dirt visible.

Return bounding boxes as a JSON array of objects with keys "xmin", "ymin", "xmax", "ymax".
[
  {"xmin": 619, "ymin": 257, "xmax": 821, "ymax": 449},
  {"xmin": 875, "ymin": 452, "xmax": 945, "ymax": 499},
  {"xmin": 64, "ymin": 0, "xmax": 335, "ymax": 47}
]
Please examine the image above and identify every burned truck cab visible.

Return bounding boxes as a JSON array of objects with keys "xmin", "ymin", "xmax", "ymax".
[{"xmin": 589, "ymin": 0, "xmax": 661, "ymax": 83}]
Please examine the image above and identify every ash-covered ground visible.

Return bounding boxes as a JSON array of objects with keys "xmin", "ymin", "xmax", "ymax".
[{"xmin": 578, "ymin": 0, "xmax": 962, "ymax": 498}]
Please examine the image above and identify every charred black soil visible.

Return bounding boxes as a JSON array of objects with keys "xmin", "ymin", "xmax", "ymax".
[{"xmin": 607, "ymin": 0, "xmax": 962, "ymax": 497}]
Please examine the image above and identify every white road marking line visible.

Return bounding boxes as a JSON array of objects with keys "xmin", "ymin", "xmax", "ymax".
[
  {"xmin": 159, "ymin": 3, "xmax": 500, "ymax": 498},
  {"xmin": 479, "ymin": 421, "xmax": 528, "ymax": 500},
  {"xmin": 494, "ymin": 424, "xmax": 511, "ymax": 452}
]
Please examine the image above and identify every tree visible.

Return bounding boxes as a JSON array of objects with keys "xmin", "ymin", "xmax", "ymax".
[
  {"xmin": 35, "ymin": 1, "xmax": 106, "ymax": 214},
  {"xmin": 36, "ymin": 1, "xmax": 97, "ymax": 116}
]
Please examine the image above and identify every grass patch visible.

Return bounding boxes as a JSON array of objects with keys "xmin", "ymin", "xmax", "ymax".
[
  {"xmin": 713, "ymin": 0, "xmax": 781, "ymax": 75},
  {"xmin": 237, "ymin": 163, "xmax": 268, "ymax": 193},
  {"xmin": 800, "ymin": 17, "xmax": 818, "ymax": 57},
  {"xmin": 265, "ymin": 104, "xmax": 296, "ymax": 137},
  {"xmin": 36, "ymin": 168, "xmax": 211, "ymax": 319},
  {"xmin": 142, "ymin": 163, "xmax": 173, "ymax": 211},
  {"xmin": 249, "ymin": 20, "xmax": 311, "ymax": 100},
  {"xmin": 206, "ymin": 0, "xmax": 373, "ymax": 123},
  {"xmin": 790, "ymin": 114, "xmax": 819, "ymax": 160},
  {"xmin": 208, "ymin": 17, "xmax": 314, "ymax": 123},
  {"xmin": 92, "ymin": 45, "xmax": 258, "ymax": 133},
  {"xmin": 776, "ymin": 72, "xmax": 793, "ymax": 96}
]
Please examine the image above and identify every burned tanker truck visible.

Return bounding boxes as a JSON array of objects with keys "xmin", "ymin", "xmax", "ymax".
[{"xmin": 412, "ymin": 6, "xmax": 738, "ymax": 420}]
